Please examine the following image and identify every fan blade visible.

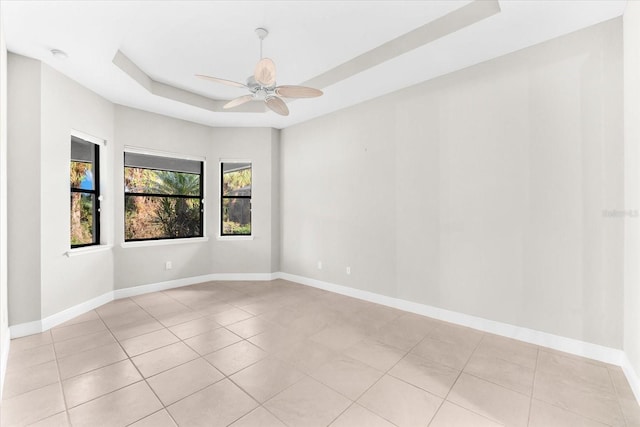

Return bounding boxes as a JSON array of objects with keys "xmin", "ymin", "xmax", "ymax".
[
  {"xmin": 195, "ymin": 74, "xmax": 247, "ymax": 88},
  {"xmin": 265, "ymin": 96, "xmax": 289, "ymax": 116},
  {"xmin": 254, "ymin": 58, "xmax": 276, "ymax": 87},
  {"xmin": 275, "ymin": 85, "xmax": 323, "ymax": 98},
  {"xmin": 224, "ymin": 94, "xmax": 254, "ymax": 109}
]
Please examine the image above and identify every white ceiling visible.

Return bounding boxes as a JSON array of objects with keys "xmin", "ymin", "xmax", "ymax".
[{"xmin": 0, "ymin": 0, "xmax": 628, "ymax": 129}]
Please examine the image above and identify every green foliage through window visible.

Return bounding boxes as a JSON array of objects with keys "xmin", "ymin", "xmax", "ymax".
[
  {"xmin": 221, "ymin": 163, "xmax": 251, "ymax": 235},
  {"xmin": 70, "ymin": 137, "xmax": 99, "ymax": 247},
  {"xmin": 124, "ymin": 152, "xmax": 203, "ymax": 241}
]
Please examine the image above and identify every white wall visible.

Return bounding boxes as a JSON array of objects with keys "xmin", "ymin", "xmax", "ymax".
[
  {"xmin": 40, "ymin": 64, "xmax": 115, "ymax": 318},
  {"xmin": 7, "ymin": 54, "xmax": 41, "ymax": 325},
  {"xmin": 0, "ymin": 9, "xmax": 10, "ymax": 394},
  {"xmin": 624, "ymin": 1, "xmax": 640, "ymax": 391},
  {"xmin": 280, "ymin": 18, "xmax": 624, "ymax": 349}
]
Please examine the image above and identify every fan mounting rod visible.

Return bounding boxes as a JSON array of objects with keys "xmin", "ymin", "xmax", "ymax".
[{"xmin": 255, "ymin": 27, "xmax": 268, "ymax": 58}]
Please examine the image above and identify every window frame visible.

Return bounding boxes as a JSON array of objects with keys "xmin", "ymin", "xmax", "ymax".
[
  {"xmin": 220, "ymin": 160, "xmax": 253, "ymax": 237},
  {"xmin": 123, "ymin": 148, "xmax": 205, "ymax": 243},
  {"xmin": 70, "ymin": 136, "xmax": 101, "ymax": 249}
]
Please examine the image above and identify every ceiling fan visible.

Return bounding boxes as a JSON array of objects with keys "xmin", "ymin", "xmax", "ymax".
[{"xmin": 196, "ymin": 28, "xmax": 323, "ymax": 116}]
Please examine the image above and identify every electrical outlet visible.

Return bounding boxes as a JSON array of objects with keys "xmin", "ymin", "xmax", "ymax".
[
  {"xmin": 346, "ymin": 266, "xmax": 351, "ymax": 275},
  {"xmin": 165, "ymin": 261, "xmax": 172, "ymax": 270},
  {"xmin": 317, "ymin": 261, "xmax": 322, "ymax": 270}
]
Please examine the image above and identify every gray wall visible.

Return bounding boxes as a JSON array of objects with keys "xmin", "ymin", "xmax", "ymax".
[
  {"xmin": 7, "ymin": 54, "xmax": 42, "ymax": 324},
  {"xmin": 280, "ymin": 18, "xmax": 624, "ymax": 348},
  {"xmin": 6, "ymin": 60, "xmax": 281, "ymax": 322},
  {"xmin": 624, "ymin": 3, "xmax": 640, "ymax": 386},
  {"xmin": 1, "ymin": 13, "xmax": 9, "ymax": 390},
  {"xmin": 113, "ymin": 107, "xmax": 280, "ymax": 288}
]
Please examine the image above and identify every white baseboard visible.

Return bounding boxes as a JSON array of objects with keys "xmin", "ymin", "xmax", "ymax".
[
  {"xmin": 1, "ymin": 329, "xmax": 10, "ymax": 400},
  {"xmin": 113, "ymin": 273, "xmax": 277, "ymax": 299},
  {"xmin": 622, "ymin": 353, "xmax": 640, "ymax": 404},
  {"xmin": 276, "ymin": 271, "xmax": 640, "ymax": 404},
  {"xmin": 10, "ymin": 273, "xmax": 278, "ymax": 337},
  {"xmin": 6, "ymin": 270, "xmax": 640, "ymax": 404}
]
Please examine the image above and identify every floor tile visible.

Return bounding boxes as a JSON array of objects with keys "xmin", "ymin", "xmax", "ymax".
[
  {"xmin": 53, "ymin": 330, "xmax": 116, "ymax": 358},
  {"xmin": 312, "ymin": 355, "xmax": 384, "ymax": 400},
  {"xmin": 62, "ymin": 359, "xmax": 142, "ymax": 408},
  {"xmin": 537, "ymin": 350, "xmax": 614, "ymax": 390},
  {"xmin": 533, "ymin": 368, "xmax": 624, "ymax": 426},
  {"xmin": 167, "ymin": 378, "xmax": 258, "ymax": 427},
  {"xmin": 3, "ymin": 359, "xmax": 59, "ymax": 399},
  {"xmin": 358, "ymin": 374, "xmax": 441, "ymax": 427},
  {"xmin": 57, "ymin": 342, "xmax": 127, "ymax": 379},
  {"xmin": 131, "ymin": 341, "xmax": 199, "ymax": 378},
  {"xmin": 120, "ymin": 328, "xmax": 179, "ymax": 357},
  {"xmin": 247, "ymin": 328, "xmax": 302, "ymax": 353},
  {"xmin": 231, "ymin": 357, "xmax": 305, "ymax": 403},
  {"xmin": 388, "ymin": 353, "xmax": 460, "ymax": 397},
  {"xmin": 27, "ymin": 411, "xmax": 70, "ymax": 427},
  {"xmin": 7, "ymin": 344, "xmax": 56, "ymax": 371},
  {"xmin": 309, "ymin": 325, "xmax": 368, "ymax": 352},
  {"xmin": 147, "ymin": 358, "xmax": 224, "ymax": 405},
  {"xmin": 51, "ymin": 319, "xmax": 106, "ymax": 342},
  {"xmin": 3, "ymin": 280, "xmax": 636, "ymax": 427},
  {"xmin": 464, "ymin": 350, "xmax": 535, "ymax": 395},
  {"xmin": 274, "ymin": 339, "xmax": 338, "ymax": 374},
  {"xmin": 209, "ymin": 307, "xmax": 254, "ymax": 326},
  {"xmin": 129, "ymin": 410, "xmax": 177, "ymax": 427},
  {"xmin": 1, "ymin": 383, "xmax": 66, "ymax": 426},
  {"xmin": 110, "ymin": 317, "xmax": 165, "ymax": 341},
  {"xmin": 528, "ymin": 399, "xmax": 609, "ymax": 427},
  {"xmin": 448, "ymin": 373, "xmax": 530, "ymax": 427},
  {"xmin": 168, "ymin": 316, "xmax": 221, "ymax": 340},
  {"xmin": 100, "ymin": 307, "xmax": 153, "ymax": 330},
  {"xmin": 205, "ymin": 340, "xmax": 267, "ymax": 376},
  {"xmin": 343, "ymin": 339, "xmax": 405, "ymax": 372},
  {"xmin": 226, "ymin": 316, "xmax": 275, "ymax": 339},
  {"xmin": 265, "ymin": 377, "xmax": 351, "ymax": 427},
  {"xmin": 329, "ymin": 403, "xmax": 394, "ymax": 427},
  {"xmin": 56, "ymin": 310, "xmax": 100, "ymax": 328},
  {"xmin": 184, "ymin": 327, "xmax": 242, "ymax": 355},
  {"xmin": 9, "ymin": 331, "xmax": 52, "ymax": 353},
  {"xmin": 229, "ymin": 407, "xmax": 286, "ymax": 427},
  {"xmin": 429, "ymin": 401, "xmax": 502, "ymax": 427},
  {"xmin": 156, "ymin": 309, "xmax": 204, "ymax": 328},
  {"xmin": 410, "ymin": 336, "xmax": 475, "ymax": 371},
  {"xmin": 68, "ymin": 381, "xmax": 162, "ymax": 427},
  {"xmin": 475, "ymin": 334, "xmax": 538, "ymax": 369}
]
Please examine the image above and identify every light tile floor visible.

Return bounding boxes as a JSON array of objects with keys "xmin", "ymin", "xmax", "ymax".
[{"xmin": 1, "ymin": 279, "xmax": 639, "ymax": 426}]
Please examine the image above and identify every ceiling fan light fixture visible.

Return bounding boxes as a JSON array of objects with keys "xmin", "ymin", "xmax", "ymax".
[{"xmin": 196, "ymin": 27, "xmax": 322, "ymax": 116}]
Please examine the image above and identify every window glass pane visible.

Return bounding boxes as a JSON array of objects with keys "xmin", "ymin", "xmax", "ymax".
[
  {"xmin": 70, "ymin": 192, "xmax": 95, "ymax": 245},
  {"xmin": 71, "ymin": 161, "xmax": 94, "ymax": 190},
  {"xmin": 125, "ymin": 195, "xmax": 201, "ymax": 240},
  {"xmin": 71, "ymin": 138, "xmax": 96, "ymax": 190},
  {"xmin": 223, "ymin": 164, "xmax": 252, "ymax": 196},
  {"xmin": 222, "ymin": 198, "xmax": 251, "ymax": 235},
  {"xmin": 125, "ymin": 167, "xmax": 200, "ymax": 196}
]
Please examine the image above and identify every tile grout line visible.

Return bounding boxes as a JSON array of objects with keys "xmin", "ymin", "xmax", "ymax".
[
  {"xmin": 322, "ymin": 316, "xmax": 439, "ymax": 427},
  {"xmin": 96, "ymin": 298, "xmax": 182, "ymax": 427},
  {"xmin": 526, "ymin": 346, "xmax": 541, "ymax": 426}
]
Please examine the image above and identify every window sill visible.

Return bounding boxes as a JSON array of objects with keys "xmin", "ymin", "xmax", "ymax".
[
  {"xmin": 216, "ymin": 235, "xmax": 254, "ymax": 241},
  {"xmin": 66, "ymin": 245, "xmax": 113, "ymax": 257},
  {"xmin": 121, "ymin": 236, "xmax": 209, "ymax": 248}
]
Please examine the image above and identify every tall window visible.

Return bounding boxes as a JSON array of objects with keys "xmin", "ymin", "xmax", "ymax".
[
  {"xmin": 70, "ymin": 136, "xmax": 100, "ymax": 247},
  {"xmin": 221, "ymin": 162, "xmax": 252, "ymax": 235},
  {"xmin": 124, "ymin": 152, "xmax": 204, "ymax": 241}
]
